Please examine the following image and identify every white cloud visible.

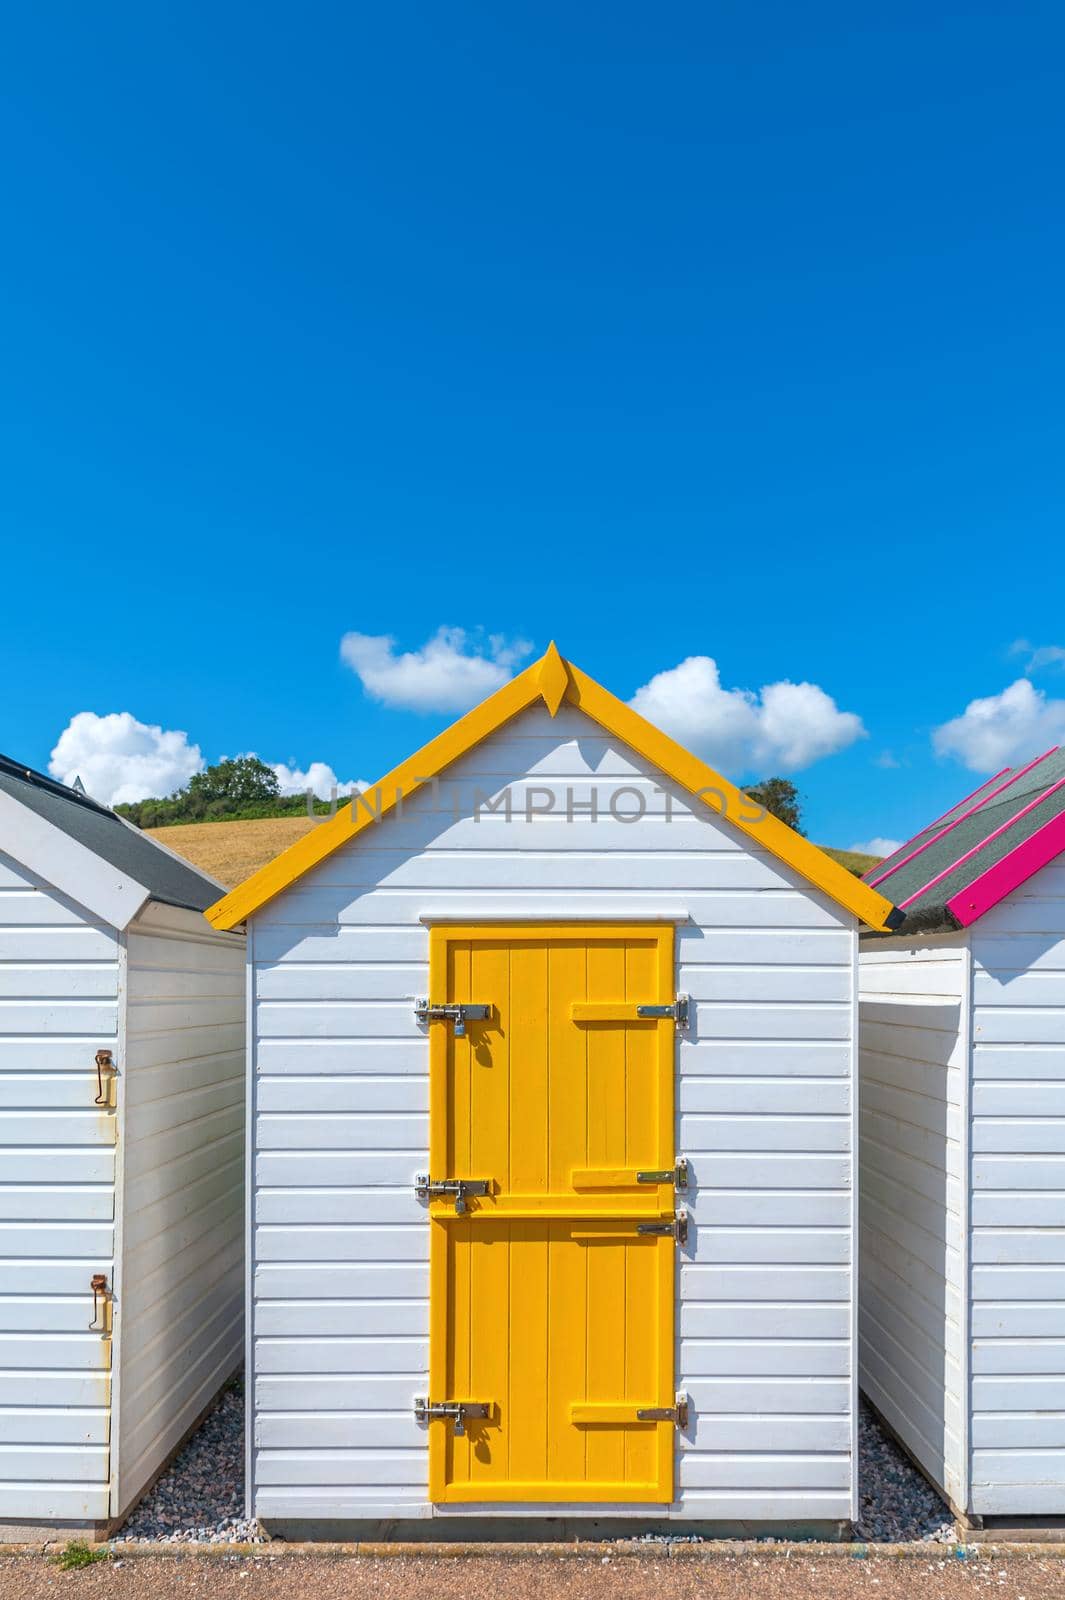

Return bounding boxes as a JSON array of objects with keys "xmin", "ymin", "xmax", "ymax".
[
  {"xmin": 629, "ymin": 655, "xmax": 866, "ymax": 774},
  {"xmin": 270, "ymin": 760, "xmax": 367, "ymax": 801},
  {"xmin": 1010, "ymin": 638, "xmax": 1065, "ymax": 675},
  {"xmin": 932, "ymin": 678, "xmax": 1065, "ymax": 772},
  {"xmin": 49, "ymin": 711, "xmax": 205, "ymax": 807},
  {"xmin": 340, "ymin": 627, "xmax": 533, "ymax": 713},
  {"xmin": 850, "ymin": 837, "xmax": 903, "ymax": 858}
]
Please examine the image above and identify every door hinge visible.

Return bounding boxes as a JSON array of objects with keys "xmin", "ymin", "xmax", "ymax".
[
  {"xmin": 635, "ymin": 994, "xmax": 689, "ymax": 1029},
  {"xmin": 414, "ymin": 1397, "xmax": 491, "ymax": 1436},
  {"xmin": 636, "ymin": 1392, "xmax": 690, "ymax": 1428},
  {"xmin": 636, "ymin": 1210, "xmax": 690, "ymax": 1246},
  {"xmin": 415, "ymin": 1175, "xmax": 491, "ymax": 1213},
  {"xmin": 415, "ymin": 1000, "xmax": 491, "ymax": 1037},
  {"xmin": 636, "ymin": 1157, "xmax": 690, "ymax": 1189}
]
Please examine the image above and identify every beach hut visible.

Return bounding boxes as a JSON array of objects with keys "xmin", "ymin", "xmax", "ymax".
[
  {"xmin": 0, "ymin": 756, "xmax": 245, "ymax": 1540},
  {"xmin": 859, "ymin": 748, "xmax": 1065, "ymax": 1527},
  {"xmin": 207, "ymin": 644, "xmax": 899, "ymax": 1539}
]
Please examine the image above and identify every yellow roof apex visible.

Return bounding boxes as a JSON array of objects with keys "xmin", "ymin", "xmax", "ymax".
[{"xmin": 205, "ymin": 649, "xmax": 901, "ymax": 934}]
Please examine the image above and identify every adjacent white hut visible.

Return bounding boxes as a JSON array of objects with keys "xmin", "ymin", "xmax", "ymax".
[
  {"xmin": 859, "ymin": 748, "xmax": 1065, "ymax": 1527},
  {"xmin": 0, "ymin": 756, "xmax": 245, "ymax": 1540},
  {"xmin": 207, "ymin": 644, "xmax": 899, "ymax": 1539}
]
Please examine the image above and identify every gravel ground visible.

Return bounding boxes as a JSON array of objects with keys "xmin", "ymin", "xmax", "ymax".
[
  {"xmin": 4, "ymin": 1553, "xmax": 1063, "ymax": 1600},
  {"xmin": 114, "ymin": 1376, "xmax": 955, "ymax": 1546}
]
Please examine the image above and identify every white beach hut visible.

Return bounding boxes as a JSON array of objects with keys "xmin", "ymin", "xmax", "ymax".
[
  {"xmin": 0, "ymin": 756, "xmax": 245, "ymax": 1539},
  {"xmin": 859, "ymin": 749, "xmax": 1065, "ymax": 1528},
  {"xmin": 208, "ymin": 645, "xmax": 899, "ymax": 1540}
]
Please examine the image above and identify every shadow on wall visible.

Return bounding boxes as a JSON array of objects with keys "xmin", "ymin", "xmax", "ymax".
[{"xmin": 858, "ymin": 999, "xmax": 962, "ymax": 1505}]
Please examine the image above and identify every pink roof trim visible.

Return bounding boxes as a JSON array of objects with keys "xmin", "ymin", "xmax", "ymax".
[
  {"xmin": 869, "ymin": 749, "xmax": 1057, "ymax": 890},
  {"xmin": 947, "ymin": 808, "xmax": 1065, "ymax": 927},
  {"xmin": 898, "ymin": 773, "xmax": 1065, "ymax": 910}
]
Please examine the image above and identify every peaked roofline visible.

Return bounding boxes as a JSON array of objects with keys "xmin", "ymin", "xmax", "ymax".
[{"xmin": 204, "ymin": 644, "xmax": 902, "ymax": 932}]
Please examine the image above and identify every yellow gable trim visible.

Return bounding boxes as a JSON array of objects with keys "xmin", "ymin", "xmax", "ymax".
[{"xmin": 204, "ymin": 645, "xmax": 900, "ymax": 932}]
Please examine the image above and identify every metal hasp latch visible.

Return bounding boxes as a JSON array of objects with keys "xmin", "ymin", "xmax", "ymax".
[
  {"xmin": 636, "ymin": 1393, "xmax": 690, "ymax": 1428},
  {"xmin": 415, "ymin": 1000, "xmax": 491, "ymax": 1038},
  {"xmin": 636, "ymin": 1158, "xmax": 690, "ymax": 1189},
  {"xmin": 635, "ymin": 994, "xmax": 689, "ymax": 1029},
  {"xmin": 414, "ymin": 1398, "xmax": 491, "ymax": 1436},
  {"xmin": 415, "ymin": 1175, "xmax": 491, "ymax": 1214},
  {"xmin": 88, "ymin": 1273, "xmax": 108, "ymax": 1330},
  {"xmin": 94, "ymin": 1049, "xmax": 114, "ymax": 1106},
  {"xmin": 636, "ymin": 1211, "xmax": 690, "ymax": 1246}
]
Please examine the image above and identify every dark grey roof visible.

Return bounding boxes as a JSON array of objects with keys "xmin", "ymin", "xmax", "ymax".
[
  {"xmin": 863, "ymin": 747, "xmax": 1065, "ymax": 935},
  {"xmin": 0, "ymin": 754, "xmax": 223, "ymax": 916}
]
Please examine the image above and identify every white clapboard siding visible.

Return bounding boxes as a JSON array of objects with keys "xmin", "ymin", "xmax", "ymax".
[
  {"xmin": 114, "ymin": 903, "xmax": 245, "ymax": 1519},
  {"xmin": 0, "ymin": 852, "xmax": 118, "ymax": 1519},
  {"xmin": 968, "ymin": 880, "xmax": 1065, "ymax": 1517},
  {"xmin": 249, "ymin": 703, "xmax": 857, "ymax": 1526},
  {"xmin": 858, "ymin": 939, "xmax": 969, "ymax": 1510}
]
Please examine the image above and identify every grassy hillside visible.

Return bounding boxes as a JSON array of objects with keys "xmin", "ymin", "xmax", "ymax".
[
  {"xmin": 823, "ymin": 846, "xmax": 879, "ymax": 877},
  {"xmin": 150, "ymin": 814, "xmax": 882, "ymax": 890}
]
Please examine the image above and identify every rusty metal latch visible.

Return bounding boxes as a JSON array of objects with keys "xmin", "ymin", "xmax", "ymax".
[
  {"xmin": 94, "ymin": 1049, "xmax": 114, "ymax": 1106},
  {"xmin": 414, "ymin": 1398, "xmax": 491, "ymax": 1436},
  {"xmin": 414, "ymin": 1000, "xmax": 491, "ymax": 1038},
  {"xmin": 89, "ymin": 1273, "xmax": 108, "ymax": 1330}
]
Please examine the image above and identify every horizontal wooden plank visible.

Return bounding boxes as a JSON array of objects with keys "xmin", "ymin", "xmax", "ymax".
[
  {"xmin": 0, "ymin": 928, "xmax": 116, "ymax": 961},
  {"xmin": 255, "ymin": 1375, "xmax": 426, "ymax": 1411},
  {"xmin": 0, "ymin": 965, "xmax": 117, "ymax": 1000},
  {"xmin": 0, "ymin": 1222, "xmax": 113, "ymax": 1257},
  {"xmin": 257, "ymin": 1114, "xmax": 428, "ymax": 1153},
  {"xmin": 0, "ymin": 1406, "xmax": 108, "ymax": 1445},
  {"xmin": 685, "ymin": 1377, "xmax": 849, "ymax": 1414},
  {"xmin": 256, "ymin": 1152, "xmax": 428, "ymax": 1188},
  {"xmin": 0, "ymin": 1482, "xmax": 110, "ymax": 1517},
  {"xmin": 974, "ymin": 1118, "xmax": 1065, "ymax": 1154},
  {"xmin": 974, "ymin": 1083, "xmax": 1065, "ymax": 1116},
  {"xmin": 974, "ymin": 1007, "xmax": 1065, "ymax": 1045},
  {"xmin": 681, "ymin": 1340, "xmax": 849, "ymax": 1377},
  {"xmin": 0, "ymin": 1186, "xmax": 114, "ymax": 1222},
  {"xmin": 972, "ymin": 1412, "xmax": 1065, "ymax": 1449},
  {"xmin": 680, "ymin": 1079, "xmax": 849, "ymax": 1116},
  {"xmin": 680, "ymin": 1115, "xmax": 849, "ymax": 1154},
  {"xmin": 688, "ymin": 1229, "xmax": 849, "ymax": 1266},
  {"xmin": 973, "ymin": 1374, "xmax": 1065, "ymax": 1410},
  {"xmin": 0, "ymin": 1001, "xmax": 118, "ymax": 1034},
  {"xmin": 680, "ymin": 1303, "xmax": 849, "ymax": 1340},
  {"xmin": 973, "ymin": 1265, "xmax": 1065, "ymax": 1301},
  {"xmin": 974, "ymin": 1045, "xmax": 1065, "ymax": 1080},
  {"xmin": 255, "ymin": 1263, "xmax": 429, "ymax": 1300},
  {"xmin": 973, "ymin": 1154, "xmax": 1065, "ymax": 1191},
  {"xmin": 972, "ymin": 1449, "xmax": 1065, "ymax": 1488},
  {"xmin": 255, "ymin": 1299, "xmax": 428, "ymax": 1337},
  {"xmin": 0, "ymin": 1443, "xmax": 108, "ymax": 1483},
  {"xmin": 254, "ymin": 1337, "xmax": 428, "ymax": 1376},
  {"xmin": 256, "ymin": 1225, "xmax": 427, "ymax": 1263},
  {"xmin": 0, "ymin": 1334, "xmax": 110, "ymax": 1371},
  {"xmin": 257, "ymin": 1077, "xmax": 427, "ymax": 1115},
  {"xmin": 0, "ymin": 1112, "xmax": 116, "ymax": 1146},
  {"xmin": 973, "ymin": 1230, "xmax": 1065, "ymax": 1266},
  {"xmin": 0, "ymin": 1372, "xmax": 110, "ymax": 1407},
  {"xmin": 973, "ymin": 1339, "xmax": 1065, "ymax": 1375},
  {"xmin": 255, "ymin": 1449, "xmax": 424, "ymax": 1487},
  {"xmin": 680, "ymin": 1453, "xmax": 849, "ymax": 1490},
  {"xmin": 681, "ymin": 1266, "xmax": 849, "ymax": 1302}
]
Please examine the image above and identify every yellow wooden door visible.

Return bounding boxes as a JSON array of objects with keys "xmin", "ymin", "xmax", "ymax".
[{"xmin": 425, "ymin": 923, "xmax": 680, "ymax": 1504}]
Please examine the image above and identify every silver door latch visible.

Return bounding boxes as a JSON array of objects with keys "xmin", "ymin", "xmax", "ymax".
[
  {"xmin": 415, "ymin": 1000, "xmax": 491, "ymax": 1037},
  {"xmin": 636, "ymin": 1211, "xmax": 690, "ymax": 1246},
  {"xmin": 636, "ymin": 1393, "xmax": 690, "ymax": 1428},
  {"xmin": 414, "ymin": 1398, "xmax": 491, "ymax": 1435},
  {"xmin": 635, "ymin": 995, "xmax": 689, "ymax": 1029},
  {"xmin": 636, "ymin": 1158, "xmax": 690, "ymax": 1189},
  {"xmin": 415, "ymin": 1175, "xmax": 491, "ymax": 1213}
]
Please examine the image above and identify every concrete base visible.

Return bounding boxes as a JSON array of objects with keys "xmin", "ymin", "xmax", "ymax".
[
  {"xmin": 964, "ymin": 1516, "xmax": 1065, "ymax": 1544},
  {"xmin": 260, "ymin": 1517, "xmax": 852, "ymax": 1544},
  {"xmin": 0, "ymin": 1519, "xmax": 117, "ymax": 1546}
]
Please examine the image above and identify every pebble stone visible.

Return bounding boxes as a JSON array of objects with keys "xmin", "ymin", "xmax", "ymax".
[{"xmin": 114, "ymin": 1376, "xmax": 956, "ymax": 1546}]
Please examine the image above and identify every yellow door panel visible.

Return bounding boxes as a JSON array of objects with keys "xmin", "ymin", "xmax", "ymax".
[{"xmin": 426, "ymin": 924, "xmax": 678, "ymax": 1504}]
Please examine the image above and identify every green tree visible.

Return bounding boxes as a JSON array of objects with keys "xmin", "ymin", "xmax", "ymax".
[
  {"xmin": 185, "ymin": 756, "xmax": 280, "ymax": 816},
  {"xmin": 746, "ymin": 776, "xmax": 804, "ymax": 834}
]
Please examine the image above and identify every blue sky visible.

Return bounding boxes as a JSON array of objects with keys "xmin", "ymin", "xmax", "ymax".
[{"xmin": 2, "ymin": 2, "xmax": 1063, "ymax": 850}]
